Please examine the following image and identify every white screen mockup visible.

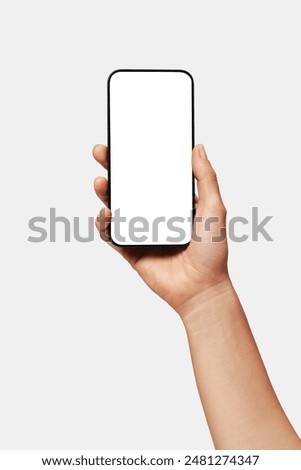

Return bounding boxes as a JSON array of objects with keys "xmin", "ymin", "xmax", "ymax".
[{"xmin": 108, "ymin": 70, "xmax": 194, "ymax": 246}]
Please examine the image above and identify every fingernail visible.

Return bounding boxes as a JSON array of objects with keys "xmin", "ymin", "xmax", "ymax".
[{"xmin": 198, "ymin": 144, "xmax": 208, "ymax": 160}]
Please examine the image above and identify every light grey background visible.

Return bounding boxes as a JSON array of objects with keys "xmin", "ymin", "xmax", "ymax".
[{"xmin": 0, "ymin": 1, "xmax": 300, "ymax": 449}]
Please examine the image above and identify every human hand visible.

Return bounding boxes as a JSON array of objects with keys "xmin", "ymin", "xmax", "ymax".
[{"xmin": 93, "ymin": 144, "xmax": 229, "ymax": 317}]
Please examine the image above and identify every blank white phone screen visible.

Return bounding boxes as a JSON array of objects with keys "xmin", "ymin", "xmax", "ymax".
[{"xmin": 108, "ymin": 70, "xmax": 194, "ymax": 246}]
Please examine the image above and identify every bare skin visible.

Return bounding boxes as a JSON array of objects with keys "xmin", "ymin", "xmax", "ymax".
[{"xmin": 93, "ymin": 143, "xmax": 301, "ymax": 450}]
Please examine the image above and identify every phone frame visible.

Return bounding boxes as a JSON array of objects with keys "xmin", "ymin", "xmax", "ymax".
[{"xmin": 107, "ymin": 68, "xmax": 195, "ymax": 247}]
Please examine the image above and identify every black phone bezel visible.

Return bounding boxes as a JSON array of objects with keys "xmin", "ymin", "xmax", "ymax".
[{"xmin": 107, "ymin": 68, "xmax": 195, "ymax": 248}]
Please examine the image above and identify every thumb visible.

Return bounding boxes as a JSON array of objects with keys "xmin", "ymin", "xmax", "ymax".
[{"xmin": 192, "ymin": 144, "xmax": 226, "ymax": 218}]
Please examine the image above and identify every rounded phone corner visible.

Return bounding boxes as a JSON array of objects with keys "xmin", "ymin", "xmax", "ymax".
[
  {"xmin": 110, "ymin": 234, "xmax": 125, "ymax": 248},
  {"xmin": 175, "ymin": 239, "xmax": 191, "ymax": 248},
  {"xmin": 107, "ymin": 69, "xmax": 125, "ymax": 87},
  {"xmin": 176, "ymin": 69, "xmax": 194, "ymax": 86}
]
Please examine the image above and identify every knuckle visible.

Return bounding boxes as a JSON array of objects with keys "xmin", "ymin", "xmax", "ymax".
[
  {"xmin": 202, "ymin": 167, "xmax": 217, "ymax": 182},
  {"xmin": 207, "ymin": 197, "xmax": 226, "ymax": 217},
  {"xmin": 220, "ymin": 203, "xmax": 227, "ymax": 216},
  {"xmin": 209, "ymin": 170, "xmax": 217, "ymax": 182}
]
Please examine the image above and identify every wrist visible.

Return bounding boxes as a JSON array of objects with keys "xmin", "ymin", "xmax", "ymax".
[{"xmin": 177, "ymin": 277, "xmax": 238, "ymax": 332}]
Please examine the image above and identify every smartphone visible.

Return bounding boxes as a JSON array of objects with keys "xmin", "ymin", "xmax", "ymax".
[{"xmin": 107, "ymin": 69, "xmax": 194, "ymax": 246}]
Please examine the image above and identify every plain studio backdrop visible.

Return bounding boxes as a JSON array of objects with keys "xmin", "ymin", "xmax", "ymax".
[{"xmin": 0, "ymin": 1, "xmax": 300, "ymax": 449}]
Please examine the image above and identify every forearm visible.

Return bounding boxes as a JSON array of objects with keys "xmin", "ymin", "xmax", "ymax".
[{"xmin": 179, "ymin": 279, "xmax": 301, "ymax": 449}]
